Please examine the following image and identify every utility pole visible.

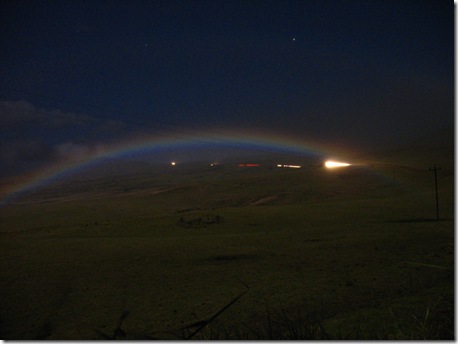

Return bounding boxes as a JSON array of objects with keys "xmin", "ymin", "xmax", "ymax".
[{"xmin": 429, "ymin": 164, "xmax": 441, "ymax": 221}]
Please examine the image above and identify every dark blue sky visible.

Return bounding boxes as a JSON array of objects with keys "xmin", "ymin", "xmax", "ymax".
[{"xmin": 0, "ymin": 0, "xmax": 454, "ymax": 170}]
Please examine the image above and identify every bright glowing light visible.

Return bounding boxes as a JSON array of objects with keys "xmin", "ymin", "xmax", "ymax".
[
  {"xmin": 277, "ymin": 164, "xmax": 301, "ymax": 168},
  {"xmin": 171, "ymin": 162, "xmax": 176, "ymax": 166},
  {"xmin": 325, "ymin": 160, "xmax": 350, "ymax": 168}
]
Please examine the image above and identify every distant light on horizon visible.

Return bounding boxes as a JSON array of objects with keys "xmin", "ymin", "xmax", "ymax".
[
  {"xmin": 171, "ymin": 161, "xmax": 176, "ymax": 166},
  {"xmin": 277, "ymin": 164, "xmax": 301, "ymax": 169},
  {"xmin": 238, "ymin": 163, "xmax": 259, "ymax": 167},
  {"xmin": 325, "ymin": 160, "xmax": 350, "ymax": 168}
]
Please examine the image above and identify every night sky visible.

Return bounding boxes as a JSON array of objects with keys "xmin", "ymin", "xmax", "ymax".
[{"xmin": 0, "ymin": 0, "xmax": 454, "ymax": 174}]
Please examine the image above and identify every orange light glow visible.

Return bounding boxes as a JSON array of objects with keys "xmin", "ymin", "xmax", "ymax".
[{"xmin": 325, "ymin": 160, "xmax": 350, "ymax": 168}]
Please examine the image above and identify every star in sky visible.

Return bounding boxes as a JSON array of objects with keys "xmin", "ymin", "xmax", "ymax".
[{"xmin": 0, "ymin": 0, "xmax": 452, "ymax": 163}]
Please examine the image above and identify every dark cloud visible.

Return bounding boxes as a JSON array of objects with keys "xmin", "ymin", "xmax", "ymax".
[
  {"xmin": 0, "ymin": 139, "xmax": 52, "ymax": 163},
  {"xmin": 0, "ymin": 101, "xmax": 135, "ymax": 174},
  {"xmin": 0, "ymin": 100, "xmax": 127, "ymax": 130}
]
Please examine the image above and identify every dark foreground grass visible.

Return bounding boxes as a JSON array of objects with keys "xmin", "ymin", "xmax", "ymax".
[
  {"xmin": 188, "ymin": 302, "xmax": 454, "ymax": 340},
  {"xmin": 92, "ymin": 292, "xmax": 453, "ymax": 340},
  {"xmin": 0, "ymin": 160, "xmax": 454, "ymax": 340}
]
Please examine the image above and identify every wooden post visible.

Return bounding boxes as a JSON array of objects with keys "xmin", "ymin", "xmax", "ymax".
[{"xmin": 429, "ymin": 164, "xmax": 441, "ymax": 220}]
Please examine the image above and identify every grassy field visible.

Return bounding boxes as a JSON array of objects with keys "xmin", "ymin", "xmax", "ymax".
[{"xmin": 0, "ymin": 156, "xmax": 454, "ymax": 339}]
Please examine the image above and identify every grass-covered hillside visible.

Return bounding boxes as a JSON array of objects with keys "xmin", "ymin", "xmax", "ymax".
[{"xmin": 0, "ymin": 150, "xmax": 454, "ymax": 339}]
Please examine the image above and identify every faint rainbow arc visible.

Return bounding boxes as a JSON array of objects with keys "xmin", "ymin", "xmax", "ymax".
[{"xmin": 0, "ymin": 133, "xmax": 336, "ymax": 205}]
